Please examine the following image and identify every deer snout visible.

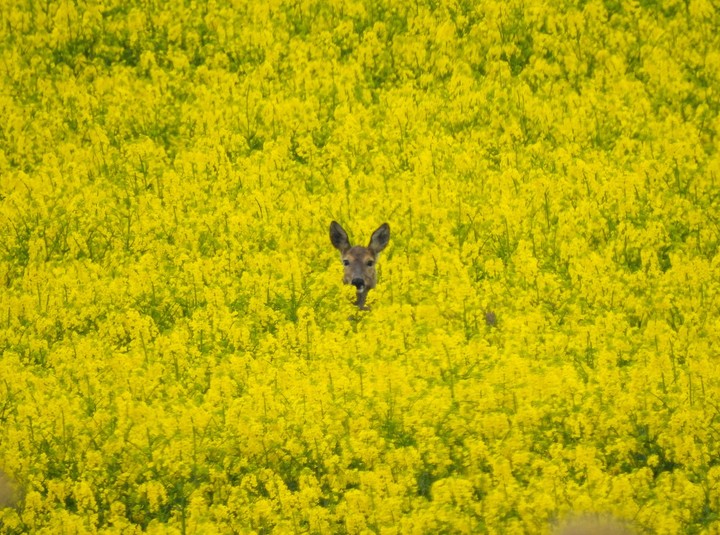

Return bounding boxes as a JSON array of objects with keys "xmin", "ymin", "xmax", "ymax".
[{"xmin": 351, "ymin": 278, "xmax": 365, "ymax": 289}]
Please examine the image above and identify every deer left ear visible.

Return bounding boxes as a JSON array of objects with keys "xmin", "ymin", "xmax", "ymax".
[
  {"xmin": 330, "ymin": 221, "xmax": 351, "ymax": 253},
  {"xmin": 369, "ymin": 223, "xmax": 390, "ymax": 254}
]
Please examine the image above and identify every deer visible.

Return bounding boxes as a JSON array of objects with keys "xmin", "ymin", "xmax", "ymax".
[{"xmin": 330, "ymin": 221, "xmax": 390, "ymax": 310}]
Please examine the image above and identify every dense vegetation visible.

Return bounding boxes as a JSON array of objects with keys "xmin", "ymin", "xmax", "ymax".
[{"xmin": 1, "ymin": 0, "xmax": 719, "ymax": 533}]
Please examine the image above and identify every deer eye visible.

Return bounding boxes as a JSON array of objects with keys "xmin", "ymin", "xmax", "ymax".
[
  {"xmin": 366, "ymin": 260, "xmax": 374, "ymax": 267},
  {"xmin": 343, "ymin": 259, "xmax": 350, "ymax": 266}
]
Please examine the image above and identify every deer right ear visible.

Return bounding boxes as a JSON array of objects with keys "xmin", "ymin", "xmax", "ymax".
[
  {"xmin": 369, "ymin": 223, "xmax": 390, "ymax": 254},
  {"xmin": 330, "ymin": 221, "xmax": 351, "ymax": 252}
]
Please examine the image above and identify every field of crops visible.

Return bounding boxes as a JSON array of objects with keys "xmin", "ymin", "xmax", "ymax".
[{"xmin": 1, "ymin": 0, "xmax": 720, "ymax": 533}]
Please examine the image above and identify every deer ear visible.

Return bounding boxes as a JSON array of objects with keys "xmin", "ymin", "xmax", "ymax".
[
  {"xmin": 330, "ymin": 221, "xmax": 351, "ymax": 252},
  {"xmin": 369, "ymin": 223, "xmax": 390, "ymax": 254}
]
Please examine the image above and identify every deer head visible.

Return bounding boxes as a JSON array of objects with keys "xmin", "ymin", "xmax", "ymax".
[{"xmin": 330, "ymin": 221, "xmax": 390, "ymax": 309}]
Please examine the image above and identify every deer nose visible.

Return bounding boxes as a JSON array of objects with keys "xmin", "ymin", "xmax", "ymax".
[{"xmin": 351, "ymin": 278, "xmax": 365, "ymax": 289}]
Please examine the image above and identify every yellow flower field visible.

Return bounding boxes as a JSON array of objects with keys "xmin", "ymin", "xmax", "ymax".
[{"xmin": 1, "ymin": 0, "xmax": 719, "ymax": 533}]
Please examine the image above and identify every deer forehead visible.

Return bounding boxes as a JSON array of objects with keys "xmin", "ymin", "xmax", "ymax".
[{"xmin": 343, "ymin": 246, "xmax": 376, "ymax": 263}]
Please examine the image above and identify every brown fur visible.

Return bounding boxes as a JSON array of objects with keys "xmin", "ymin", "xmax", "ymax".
[{"xmin": 330, "ymin": 221, "xmax": 390, "ymax": 309}]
